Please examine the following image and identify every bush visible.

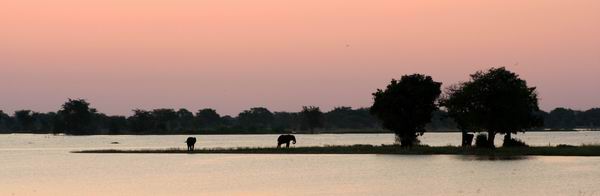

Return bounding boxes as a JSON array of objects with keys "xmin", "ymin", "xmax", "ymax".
[
  {"xmin": 503, "ymin": 137, "xmax": 528, "ymax": 147},
  {"xmin": 557, "ymin": 144, "xmax": 575, "ymax": 148},
  {"xmin": 475, "ymin": 134, "xmax": 491, "ymax": 148},
  {"xmin": 395, "ymin": 135, "xmax": 420, "ymax": 146}
]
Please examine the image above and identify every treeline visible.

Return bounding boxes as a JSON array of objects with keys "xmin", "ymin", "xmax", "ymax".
[
  {"xmin": 540, "ymin": 108, "xmax": 600, "ymax": 130},
  {"xmin": 0, "ymin": 99, "xmax": 598, "ymax": 135},
  {"xmin": 0, "ymin": 100, "xmax": 380, "ymax": 135}
]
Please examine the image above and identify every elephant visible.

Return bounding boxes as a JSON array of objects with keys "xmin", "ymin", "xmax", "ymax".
[
  {"xmin": 185, "ymin": 137, "xmax": 197, "ymax": 151},
  {"xmin": 277, "ymin": 134, "xmax": 296, "ymax": 148}
]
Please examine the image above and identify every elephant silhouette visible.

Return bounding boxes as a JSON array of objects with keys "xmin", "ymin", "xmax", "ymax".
[
  {"xmin": 277, "ymin": 134, "xmax": 296, "ymax": 148},
  {"xmin": 185, "ymin": 137, "xmax": 197, "ymax": 151}
]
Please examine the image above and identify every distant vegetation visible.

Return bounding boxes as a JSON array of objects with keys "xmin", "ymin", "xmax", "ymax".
[
  {"xmin": 0, "ymin": 67, "xmax": 599, "ymax": 136},
  {"xmin": 1, "ymin": 102, "xmax": 597, "ymax": 136},
  {"xmin": 0, "ymin": 101, "xmax": 382, "ymax": 135}
]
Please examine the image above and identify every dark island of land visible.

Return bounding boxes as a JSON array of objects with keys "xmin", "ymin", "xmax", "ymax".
[{"xmin": 72, "ymin": 145, "xmax": 600, "ymax": 156}]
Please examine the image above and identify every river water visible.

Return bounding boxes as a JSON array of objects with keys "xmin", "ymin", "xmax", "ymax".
[{"xmin": 2, "ymin": 132, "xmax": 600, "ymax": 195}]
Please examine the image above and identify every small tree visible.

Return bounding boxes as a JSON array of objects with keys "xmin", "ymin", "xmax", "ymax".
[
  {"xmin": 14, "ymin": 110, "xmax": 35, "ymax": 131},
  {"xmin": 128, "ymin": 109, "xmax": 154, "ymax": 133},
  {"xmin": 151, "ymin": 109, "xmax": 178, "ymax": 132},
  {"xmin": 237, "ymin": 107, "xmax": 274, "ymax": 131},
  {"xmin": 57, "ymin": 99, "xmax": 95, "ymax": 135},
  {"xmin": 441, "ymin": 67, "xmax": 542, "ymax": 147},
  {"xmin": 300, "ymin": 106, "xmax": 324, "ymax": 133},
  {"xmin": 370, "ymin": 74, "xmax": 442, "ymax": 147},
  {"xmin": 324, "ymin": 107, "xmax": 379, "ymax": 129},
  {"xmin": 0, "ymin": 110, "xmax": 12, "ymax": 132},
  {"xmin": 581, "ymin": 108, "xmax": 600, "ymax": 130},
  {"xmin": 107, "ymin": 116, "xmax": 128, "ymax": 134},
  {"xmin": 196, "ymin": 108, "xmax": 221, "ymax": 129},
  {"xmin": 176, "ymin": 108, "xmax": 195, "ymax": 132},
  {"xmin": 545, "ymin": 108, "xmax": 577, "ymax": 130}
]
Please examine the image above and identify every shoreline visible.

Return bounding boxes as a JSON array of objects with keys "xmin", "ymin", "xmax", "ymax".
[
  {"xmin": 1, "ymin": 129, "xmax": 591, "ymax": 136},
  {"xmin": 72, "ymin": 145, "xmax": 600, "ymax": 156}
]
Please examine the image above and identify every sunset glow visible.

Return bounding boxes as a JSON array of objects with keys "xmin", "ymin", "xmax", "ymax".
[{"xmin": 1, "ymin": 0, "xmax": 599, "ymax": 115}]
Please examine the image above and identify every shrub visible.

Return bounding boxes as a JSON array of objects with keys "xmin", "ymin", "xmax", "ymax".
[
  {"xmin": 395, "ymin": 135, "xmax": 420, "ymax": 146},
  {"xmin": 557, "ymin": 144, "xmax": 575, "ymax": 148},
  {"xmin": 503, "ymin": 137, "xmax": 528, "ymax": 147}
]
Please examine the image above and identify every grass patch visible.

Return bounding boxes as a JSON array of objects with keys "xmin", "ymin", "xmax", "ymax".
[{"xmin": 72, "ymin": 144, "xmax": 600, "ymax": 156}]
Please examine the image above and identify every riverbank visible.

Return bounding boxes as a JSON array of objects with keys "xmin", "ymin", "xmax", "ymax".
[
  {"xmin": 2, "ymin": 129, "xmax": 589, "ymax": 136},
  {"xmin": 73, "ymin": 145, "xmax": 600, "ymax": 156}
]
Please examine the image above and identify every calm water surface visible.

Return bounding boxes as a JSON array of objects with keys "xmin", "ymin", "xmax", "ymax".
[{"xmin": 2, "ymin": 132, "xmax": 600, "ymax": 195}]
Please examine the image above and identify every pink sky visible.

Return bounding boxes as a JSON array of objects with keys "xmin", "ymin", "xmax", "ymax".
[{"xmin": 1, "ymin": 0, "xmax": 599, "ymax": 116}]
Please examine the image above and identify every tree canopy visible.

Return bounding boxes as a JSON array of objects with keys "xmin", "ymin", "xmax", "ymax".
[
  {"xmin": 196, "ymin": 108, "xmax": 221, "ymax": 129},
  {"xmin": 441, "ymin": 67, "xmax": 542, "ymax": 147},
  {"xmin": 544, "ymin": 108, "xmax": 577, "ymax": 130},
  {"xmin": 370, "ymin": 74, "xmax": 442, "ymax": 146},
  {"xmin": 57, "ymin": 99, "xmax": 95, "ymax": 135},
  {"xmin": 237, "ymin": 107, "xmax": 275, "ymax": 131},
  {"xmin": 299, "ymin": 106, "xmax": 324, "ymax": 133},
  {"xmin": 325, "ymin": 107, "xmax": 378, "ymax": 129}
]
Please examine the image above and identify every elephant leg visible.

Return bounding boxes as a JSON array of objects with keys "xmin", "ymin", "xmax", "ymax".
[{"xmin": 286, "ymin": 142, "xmax": 290, "ymax": 148}]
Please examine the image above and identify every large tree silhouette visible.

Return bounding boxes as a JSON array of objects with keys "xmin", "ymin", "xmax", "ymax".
[
  {"xmin": 370, "ymin": 74, "xmax": 442, "ymax": 147},
  {"xmin": 441, "ymin": 67, "xmax": 542, "ymax": 147}
]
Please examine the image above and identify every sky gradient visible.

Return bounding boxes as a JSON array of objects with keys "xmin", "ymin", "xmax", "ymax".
[{"xmin": 1, "ymin": 0, "xmax": 599, "ymax": 116}]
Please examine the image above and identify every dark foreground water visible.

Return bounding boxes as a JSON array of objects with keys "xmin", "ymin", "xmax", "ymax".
[{"xmin": 2, "ymin": 132, "xmax": 600, "ymax": 195}]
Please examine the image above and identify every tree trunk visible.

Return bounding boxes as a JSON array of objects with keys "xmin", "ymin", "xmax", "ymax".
[
  {"xmin": 398, "ymin": 133, "xmax": 417, "ymax": 147},
  {"xmin": 504, "ymin": 132, "xmax": 512, "ymax": 141},
  {"xmin": 461, "ymin": 131, "xmax": 474, "ymax": 147},
  {"xmin": 487, "ymin": 131, "xmax": 496, "ymax": 148},
  {"xmin": 461, "ymin": 131, "xmax": 466, "ymax": 146}
]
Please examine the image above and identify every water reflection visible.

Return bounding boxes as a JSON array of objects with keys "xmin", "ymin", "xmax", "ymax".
[
  {"xmin": 2, "ymin": 134, "xmax": 600, "ymax": 195},
  {"xmin": 379, "ymin": 154, "xmax": 532, "ymax": 161},
  {"xmin": 456, "ymin": 155, "xmax": 531, "ymax": 161},
  {"xmin": 4, "ymin": 131, "xmax": 600, "ymax": 151}
]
